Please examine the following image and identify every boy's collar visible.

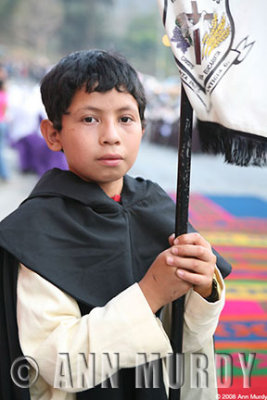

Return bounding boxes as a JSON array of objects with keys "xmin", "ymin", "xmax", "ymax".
[{"xmin": 23, "ymin": 168, "xmax": 147, "ymax": 210}]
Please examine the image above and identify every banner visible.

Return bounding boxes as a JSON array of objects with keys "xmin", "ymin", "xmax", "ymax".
[{"xmin": 158, "ymin": 0, "xmax": 267, "ymax": 165}]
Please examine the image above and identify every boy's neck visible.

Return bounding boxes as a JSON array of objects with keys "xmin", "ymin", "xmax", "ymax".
[{"xmin": 98, "ymin": 177, "xmax": 123, "ymax": 198}]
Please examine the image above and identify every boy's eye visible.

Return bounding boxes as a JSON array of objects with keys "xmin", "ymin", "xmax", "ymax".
[
  {"xmin": 83, "ymin": 116, "xmax": 97, "ymax": 123},
  {"xmin": 120, "ymin": 116, "xmax": 133, "ymax": 123}
]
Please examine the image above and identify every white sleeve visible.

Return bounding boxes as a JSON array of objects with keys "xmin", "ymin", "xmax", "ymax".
[
  {"xmin": 160, "ymin": 267, "xmax": 225, "ymax": 353},
  {"xmin": 17, "ymin": 264, "xmax": 172, "ymax": 392},
  {"xmin": 182, "ymin": 267, "xmax": 225, "ymax": 353}
]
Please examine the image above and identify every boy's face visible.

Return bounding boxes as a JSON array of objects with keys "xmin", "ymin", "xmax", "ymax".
[{"xmin": 42, "ymin": 88, "xmax": 144, "ymax": 197}]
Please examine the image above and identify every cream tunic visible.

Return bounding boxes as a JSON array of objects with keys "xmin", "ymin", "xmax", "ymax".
[{"xmin": 17, "ymin": 265, "xmax": 225, "ymax": 400}]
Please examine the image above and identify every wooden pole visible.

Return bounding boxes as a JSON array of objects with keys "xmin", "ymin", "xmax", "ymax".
[{"xmin": 169, "ymin": 85, "xmax": 193, "ymax": 400}]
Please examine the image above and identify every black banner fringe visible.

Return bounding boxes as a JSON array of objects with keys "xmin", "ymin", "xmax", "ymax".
[{"xmin": 197, "ymin": 120, "xmax": 267, "ymax": 167}]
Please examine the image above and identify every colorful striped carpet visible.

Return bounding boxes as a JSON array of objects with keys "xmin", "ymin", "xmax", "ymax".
[{"xmin": 188, "ymin": 194, "xmax": 267, "ymax": 397}]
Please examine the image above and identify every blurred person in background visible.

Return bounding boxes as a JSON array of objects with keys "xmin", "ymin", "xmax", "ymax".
[{"xmin": 8, "ymin": 83, "xmax": 68, "ymax": 177}]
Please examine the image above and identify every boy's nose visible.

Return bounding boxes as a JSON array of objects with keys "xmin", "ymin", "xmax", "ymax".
[{"xmin": 100, "ymin": 121, "xmax": 121, "ymax": 144}]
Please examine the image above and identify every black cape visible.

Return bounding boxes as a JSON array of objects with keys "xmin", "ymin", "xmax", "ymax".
[{"xmin": 0, "ymin": 168, "xmax": 231, "ymax": 399}]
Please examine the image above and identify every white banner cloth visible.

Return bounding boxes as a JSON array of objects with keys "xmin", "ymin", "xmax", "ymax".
[{"xmin": 158, "ymin": 0, "xmax": 267, "ymax": 139}]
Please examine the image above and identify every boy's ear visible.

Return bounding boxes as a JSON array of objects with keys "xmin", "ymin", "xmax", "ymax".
[
  {"xmin": 141, "ymin": 120, "xmax": 146, "ymax": 136},
  {"xmin": 40, "ymin": 119, "xmax": 62, "ymax": 152}
]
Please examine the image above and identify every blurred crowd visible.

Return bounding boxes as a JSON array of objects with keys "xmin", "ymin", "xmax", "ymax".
[
  {"xmin": 0, "ymin": 60, "xmax": 201, "ymax": 183},
  {"xmin": 0, "ymin": 61, "xmax": 67, "ymax": 183},
  {"xmin": 141, "ymin": 73, "xmax": 201, "ymax": 151}
]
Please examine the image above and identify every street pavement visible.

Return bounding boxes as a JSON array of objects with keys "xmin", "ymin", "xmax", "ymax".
[{"xmin": 1, "ymin": 140, "xmax": 267, "ymax": 221}]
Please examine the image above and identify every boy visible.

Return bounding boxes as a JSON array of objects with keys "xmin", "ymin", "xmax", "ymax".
[{"xmin": 0, "ymin": 50, "xmax": 229, "ymax": 400}]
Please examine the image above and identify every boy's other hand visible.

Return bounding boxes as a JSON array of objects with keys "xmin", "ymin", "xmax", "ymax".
[{"xmin": 139, "ymin": 246, "xmax": 192, "ymax": 314}]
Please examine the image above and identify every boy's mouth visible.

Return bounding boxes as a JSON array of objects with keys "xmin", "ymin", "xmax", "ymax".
[{"xmin": 97, "ymin": 154, "xmax": 123, "ymax": 166}]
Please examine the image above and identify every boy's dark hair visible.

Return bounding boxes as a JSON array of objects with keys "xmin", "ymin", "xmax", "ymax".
[{"xmin": 40, "ymin": 49, "xmax": 146, "ymax": 131}]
